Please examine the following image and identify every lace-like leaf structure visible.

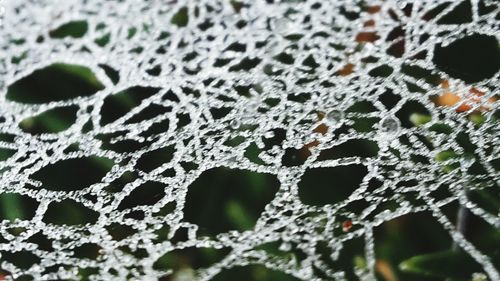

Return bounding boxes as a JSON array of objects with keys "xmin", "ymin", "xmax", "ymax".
[{"xmin": 0, "ymin": 0, "xmax": 499, "ymax": 280}]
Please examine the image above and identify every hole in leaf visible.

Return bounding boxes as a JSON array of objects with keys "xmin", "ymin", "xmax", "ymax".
[
  {"xmin": 146, "ymin": 65, "xmax": 162, "ymax": 76},
  {"xmin": 43, "ymin": 199, "xmax": 98, "ymax": 225},
  {"xmin": 171, "ymin": 227, "xmax": 189, "ymax": 243},
  {"xmin": 230, "ymin": 0, "xmax": 245, "ymax": 13},
  {"xmin": 27, "ymin": 232, "xmax": 53, "ymax": 251},
  {"xmin": 225, "ymin": 42, "xmax": 246, "ymax": 52},
  {"xmin": 94, "ymin": 33, "xmax": 110, "ymax": 46},
  {"xmin": 7, "ymin": 64, "xmax": 104, "ymax": 104},
  {"xmin": 322, "ymin": 236, "xmax": 365, "ymax": 280},
  {"xmin": 346, "ymin": 101, "xmax": 378, "ymax": 113},
  {"xmin": 73, "ymin": 243, "xmax": 101, "ymax": 260},
  {"xmin": 433, "ymin": 34, "xmax": 500, "ymax": 83},
  {"xmin": 298, "ymin": 165, "xmax": 368, "ymax": 206},
  {"xmin": 210, "ymin": 107, "xmax": 232, "ymax": 119},
  {"xmin": 244, "ymin": 143, "xmax": 266, "ymax": 165},
  {"xmin": 100, "ymin": 86, "xmax": 160, "ymax": 125},
  {"xmin": 0, "ymin": 251, "xmax": 40, "ymax": 270},
  {"xmin": 106, "ymin": 223, "xmax": 137, "ymax": 241},
  {"xmin": 350, "ymin": 117, "xmax": 380, "ymax": 132},
  {"xmin": 0, "ymin": 148, "xmax": 16, "ymax": 161},
  {"xmin": 140, "ymin": 118, "xmax": 170, "ymax": 137},
  {"xmin": 171, "ymin": 7, "xmax": 189, "ymax": 27},
  {"xmin": 437, "ymin": 1, "xmax": 472, "ymax": 24},
  {"xmin": 49, "ymin": 21, "xmax": 88, "ymax": 38},
  {"xmin": 104, "ymin": 171, "xmax": 138, "ymax": 193},
  {"xmin": 396, "ymin": 101, "xmax": 431, "ymax": 128},
  {"xmin": 118, "ymin": 181, "xmax": 166, "ymax": 210},
  {"xmin": 282, "ymin": 147, "xmax": 310, "ymax": 167},
  {"xmin": 401, "ymin": 64, "xmax": 441, "ymax": 85},
  {"xmin": 468, "ymin": 185, "xmax": 500, "ymax": 217},
  {"xmin": 422, "ymin": 3, "xmax": 450, "ymax": 21},
  {"xmin": 0, "ymin": 193, "xmax": 39, "ymax": 221},
  {"xmin": 125, "ymin": 210, "xmax": 145, "ymax": 220},
  {"xmin": 98, "ymin": 64, "xmax": 119, "ymax": 84},
  {"xmin": 154, "ymin": 201, "xmax": 176, "ymax": 217},
  {"xmin": 125, "ymin": 104, "xmax": 171, "ymax": 124},
  {"xmin": 98, "ymin": 135, "xmax": 150, "ymax": 153},
  {"xmin": 228, "ymin": 57, "xmax": 262, "ymax": 71},
  {"xmin": 317, "ymin": 139, "xmax": 379, "ymax": 160},
  {"xmin": 135, "ymin": 145, "xmax": 176, "ymax": 172},
  {"xmin": 153, "ymin": 247, "xmax": 230, "ymax": 271},
  {"xmin": 378, "ymin": 89, "xmax": 401, "ymax": 109},
  {"xmin": 387, "ymin": 40, "xmax": 405, "ymax": 57},
  {"xmin": 184, "ymin": 168, "xmax": 280, "ymax": 236},
  {"xmin": 274, "ymin": 53, "xmax": 295, "ymax": 65},
  {"xmin": 30, "ymin": 156, "xmax": 114, "ymax": 191},
  {"xmin": 369, "ymin": 65, "xmax": 393, "ymax": 77},
  {"xmin": 211, "ymin": 265, "xmax": 300, "ymax": 281}
]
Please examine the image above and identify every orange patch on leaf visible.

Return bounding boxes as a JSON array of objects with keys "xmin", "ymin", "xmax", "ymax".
[
  {"xmin": 313, "ymin": 123, "xmax": 328, "ymax": 135},
  {"xmin": 299, "ymin": 140, "xmax": 320, "ymax": 158},
  {"xmin": 434, "ymin": 80, "xmax": 496, "ymax": 112},
  {"xmin": 297, "ymin": 112, "xmax": 330, "ymax": 158},
  {"xmin": 376, "ymin": 260, "xmax": 398, "ymax": 281},
  {"xmin": 337, "ymin": 63, "xmax": 355, "ymax": 76}
]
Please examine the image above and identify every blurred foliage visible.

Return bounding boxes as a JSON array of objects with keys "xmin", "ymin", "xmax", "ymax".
[{"xmin": 399, "ymin": 250, "xmax": 482, "ymax": 280}]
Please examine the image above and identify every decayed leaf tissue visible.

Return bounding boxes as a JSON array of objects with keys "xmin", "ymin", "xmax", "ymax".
[{"xmin": 0, "ymin": 0, "xmax": 499, "ymax": 280}]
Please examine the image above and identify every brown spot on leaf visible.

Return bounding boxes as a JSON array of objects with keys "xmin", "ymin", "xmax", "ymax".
[
  {"xmin": 337, "ymin": 63, "xmax": 355, "ymax": 76},
  {"xmin": 342, "ymin": 220, "xmax": 353, "ymax": 232},
  {"xmin": 356, "ymin": 32, "xmax": 380, "ymax": 43},
  {"xmin": 363, "ymin": 20, "xmax": 375, "ymax": 27},
  {"xmin": 367, "ymin": 6, "xmax": 381, "ymax": 14}
]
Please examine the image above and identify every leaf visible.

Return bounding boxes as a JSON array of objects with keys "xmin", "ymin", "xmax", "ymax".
[
  {"xmin": 19, "ymin": 106, "xmax": 78, "ymax": 134},
  {"xmin": 409, "ymin": 113, "xmax": 432, "ymax": 126},
  {"xmin": 399, "ymin": 250, "xmax": 482, "ymax": 280},
  {"xmin": 225, "ymin": 200, "xmax": 254, "ymax": 230},
  {"xmin": 469, "ymin": 114, "xmax": 486, "ymax": 126},
  {"xmin": 435, "ymin": 150, "xmax": 458, "ymax": 161}
]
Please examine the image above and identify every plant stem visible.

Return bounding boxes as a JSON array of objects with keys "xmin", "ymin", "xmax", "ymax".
[{"xmin": 452, "ymin": 193, "xmax": 470, "ymax": 251}]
